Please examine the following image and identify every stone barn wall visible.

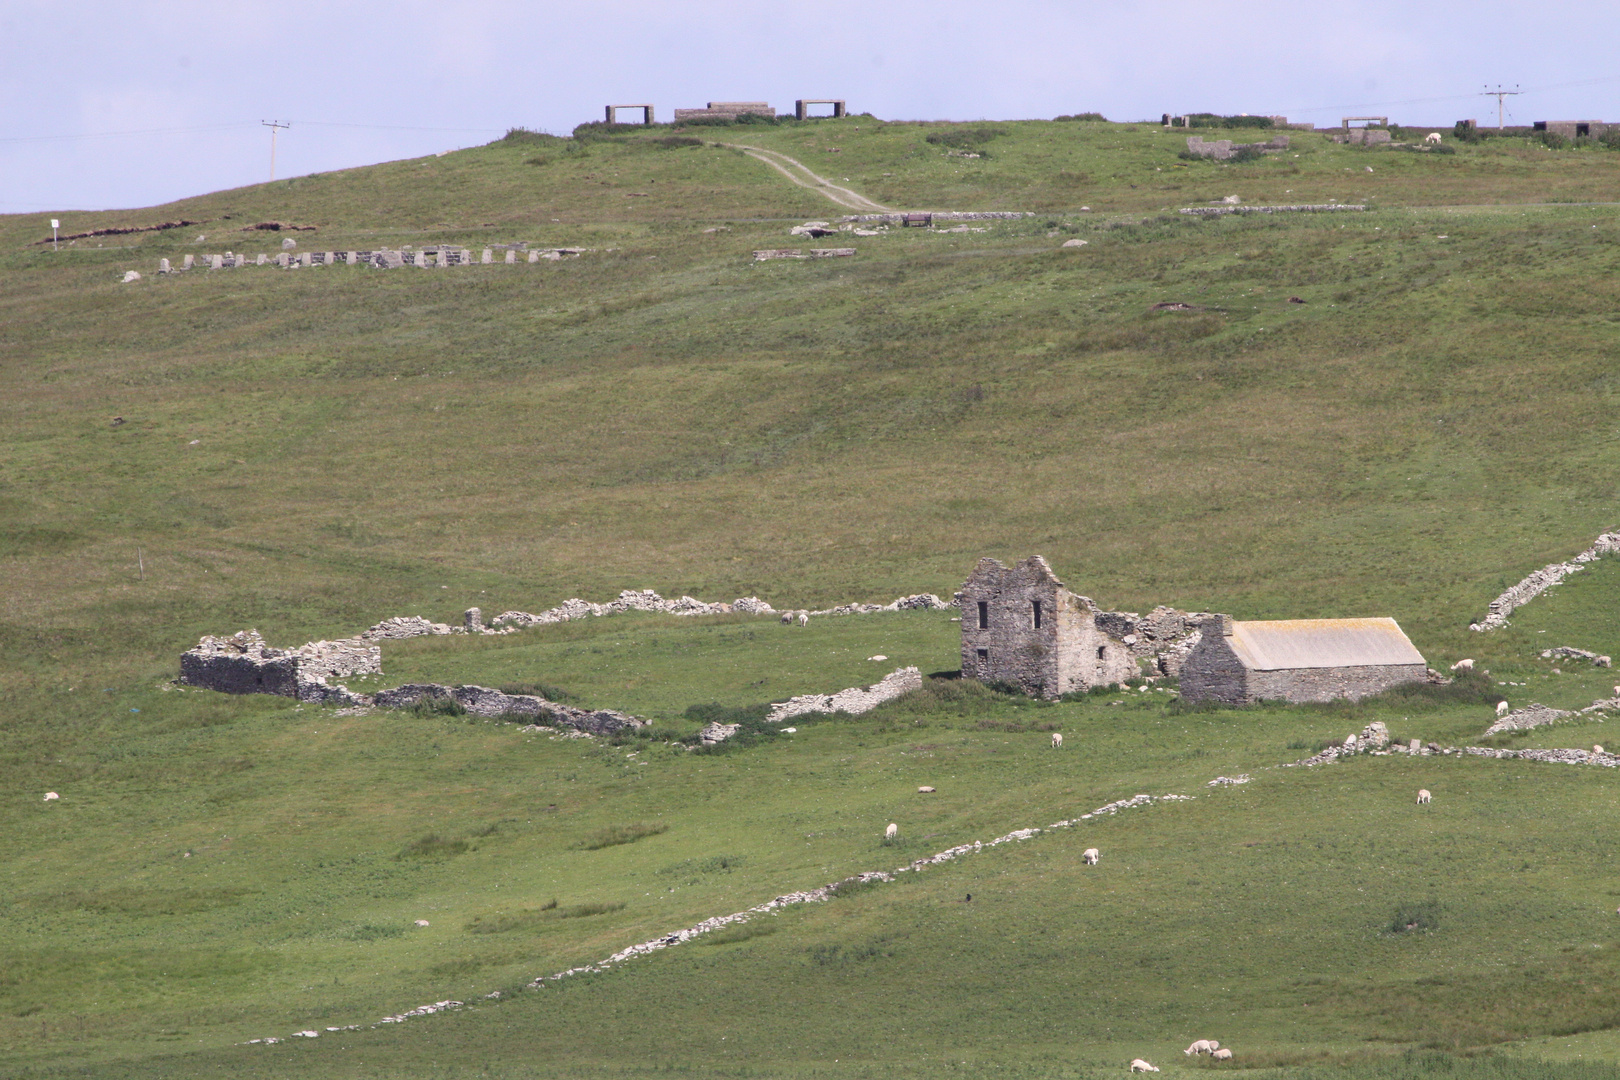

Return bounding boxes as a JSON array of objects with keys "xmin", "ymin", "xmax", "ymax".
[{"xmin": 1248, "ymin": 664, "xmax": 1427, "ymax": 704}]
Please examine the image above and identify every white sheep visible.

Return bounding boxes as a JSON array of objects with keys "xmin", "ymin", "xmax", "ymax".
[
  {"xmin": 1052, "ymin": 732, "xmax": 1063, "ymax": 749},
  {"xmin": 1451, "ymin": 658, "xmax": 1474, "ymax": 672},
  {"xmin": 43, "ymin": 792, "xmax": 59, "ymax": 802},
  {"xmin": 797, "ymin": 611, "xmax": 809, "ymax": 627},
  {"xmin": 1417, "ymin": 789, "xmax": 1431, "ymax": 804},
  {"xmin": 1496, "ymin": 700, "xmax": 1510, "ymax": 717},
  {"xmin": 1212, "ymin": 1048, "xmax": 1234, "ymax": 1060},
  {"xmin": 1184, "ymin": 1040, "xmax": 1215, "ymax": 1056},
  {"xmin": 1595, "ymin": 745, "xmax": 1605, "ymax": 755},
  {"xmin": 1130, "ymin": 1060, "xmax": 1159, "ymax": 1073},
  {"xmin": 1424, "ymin": 132, "xmax": 1443, "ymax": 145},
  {"xmin": 885, "ymin": 822, "xmax": 898, "ymax": 841},
  {"xmin": 780, "ymin": 612, "xmax": 794, "ymax": 624},
  {"xmin": 1083, "ymin": 847, "xmax": 1100, "ymax": 865},
  {"xmin": 414, "ymin": 919, "xmax": 430, "ymax": 927}
]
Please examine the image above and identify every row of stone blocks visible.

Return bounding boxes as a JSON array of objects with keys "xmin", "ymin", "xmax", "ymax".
[{"xmin": 156, "ymin": 247, "xmax": 582, "ymax": 273}]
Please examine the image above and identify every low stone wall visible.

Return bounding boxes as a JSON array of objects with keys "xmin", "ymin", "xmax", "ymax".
[
  {"xmin": 1471, "ymin": 530, "xmax": 1620, "ymax": 630},
  {"xmin": 836, "ymin": 211, "xmax": 1030, "ymax": 224},
  {"xmin": 765, "ymin": 667, "xmax": 923, "ymax": 723}
]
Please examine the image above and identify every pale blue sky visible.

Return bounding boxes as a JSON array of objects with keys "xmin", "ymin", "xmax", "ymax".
[{"xmin": 3, "ymin": 0, "xmax": 1616, "ymax": 214}]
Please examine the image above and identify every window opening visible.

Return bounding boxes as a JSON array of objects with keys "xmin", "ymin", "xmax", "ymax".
[
  {"xmin": 977, "ymin": 601, "xmax": 989, "ymax": 629},
  {"xmin": 1032, "ymin": 600, "xmax": 1042, "ymax": 629},
  {"xmin": 1097, "ymin": 646, "xmax": 1106, "ymax": 660},
  {"xmin": 976, "ymin": 648, "xmax": 988, "ymax": 662}
]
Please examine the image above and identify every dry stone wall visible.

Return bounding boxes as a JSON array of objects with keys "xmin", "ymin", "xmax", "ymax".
[
  {"xmin": 372, "ymin": 684, "xmax": 645, "ymax": 735},
  {"xmin": 1471, "ymin": 530, "xmax": 1620, "ymax": 630},
  {"xmin": 765, "ymin": 667, "xmax": 923, "ymax": 723}
]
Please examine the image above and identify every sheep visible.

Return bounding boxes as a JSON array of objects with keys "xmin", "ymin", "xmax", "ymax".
[
  {"xmin": 1595, "ymin": 745, "xmax": 1606, "ymax": 755},
  {"xmin": 885, "ymin": 822, "xmax": 898, "ymax": 841},
  {"xmin": 1212, "ymin": 1048, "xmax": 1233, "ymax": 1061},
  {"xmin": 1083, "ymin": 847, "xmax": 1100, "ymax": 865},
  {"xmin": 414, "ymin": 919, "xmax": 430, "ymax": 927},
  {"xmin": 1417, "ymin": 789, "xmax": 1431, "ymax": 804},
  {"xmin": 1425, "ymin": 132, "xmax": 1443, "ymax": 145},
  {"xmin": 1496, "ymin": 700, "xmax": 1510, "ymax": 717},
  {"xmin": 797, "ymin": 611, "xmax": 809, "ymax": 627},
  {"xmin": 1130, "ymin": 1060, "xmax": 1160, "ymax": 1073},
  {"xmin": 1052, "ymin": 732, "xmax": 1064, "ymax": 749},
  {"xmin": 1184, "ymin": 1040, "xmax": 1215, "ymax": 1056},
  {"xmin": 1451, "ymin": 658, "xmax": 1474, "ymax": 672},
  {"xmin": 780, "ymin": 612, "xmax": 794, "ymax": 624},
  {"xmin": 42, "ymin": 792, "xmax": 58, "ymax": 802}
]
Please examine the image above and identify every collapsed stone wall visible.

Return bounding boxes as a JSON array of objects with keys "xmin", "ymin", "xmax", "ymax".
[
  {"xmin": 1093, "ymin": 605, "xmax": 1210, "ymax": 676},
  {"xmin": 1183, "ymin": 133, "xmax": 1290, "ymax": 160},
  {"xmin": 179, "ymin": 631, "xmax": 302, "ymax": 697},
  {"xmin": 372, "ymin": 684, "xmax": 644, "ymax": 736},
  {"xmin": 766, "ymin": 667, "xmax": 924, "ymax": 724}
]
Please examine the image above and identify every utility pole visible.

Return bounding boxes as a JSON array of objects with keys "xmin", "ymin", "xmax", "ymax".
[
  {"xmin": 261, "ymin": 120, "xmax": 290, "ymax": 180},
  {"xmin": 1482, "ymin": 85, "xmax": 1521, "ymax": 131}
]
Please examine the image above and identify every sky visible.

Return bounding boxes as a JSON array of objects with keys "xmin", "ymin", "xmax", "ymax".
[{"xmin": 3, "ymin": 0, "xmax": 1619, "ymax": 215}]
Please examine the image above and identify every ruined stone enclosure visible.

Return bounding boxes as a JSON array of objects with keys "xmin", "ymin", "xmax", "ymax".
[{"xmin": 955, "ymin": 556, "xmax": 1137, "ymax": 698}]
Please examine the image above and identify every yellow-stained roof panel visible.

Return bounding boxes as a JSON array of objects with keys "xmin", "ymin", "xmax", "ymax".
[{"xmin": 1228, "ymin": 617, "xmax": 1425, "ymax": 671}]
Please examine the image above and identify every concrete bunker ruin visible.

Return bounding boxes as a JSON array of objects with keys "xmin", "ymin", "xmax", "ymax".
[
  {"xmin": 605, "ymin": 104, "xmax": 655, "ymax": 125},
  {"xmin": 795, "ymin": 99, "xmax": 847, "ymax": 120}
]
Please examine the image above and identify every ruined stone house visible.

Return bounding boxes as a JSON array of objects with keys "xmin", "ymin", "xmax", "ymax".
[
  {"xmin": 1179, "ymin": 616, "xmax": 1426, "ymax": 705},
  {"xmin": 956, "ymin": 556, "xmax": 1138, "ymax": 698}
]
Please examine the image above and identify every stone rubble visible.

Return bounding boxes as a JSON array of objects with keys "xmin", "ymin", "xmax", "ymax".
[
  {"xmin": 765, "ymin": 667, "xmax": 923, "ymax": 724},
  {"xmin": 1094, "ymin": 605, "xmax": 1211, "ymax": 676},
  {"xmin": 836, "ymin": 211, "xmax": 1031, "ymax": 223},
  {"xmin": 1207, "ymin": 775, "xmax": 1251, "ymax": 786},
  {"xmin": 1484, "ymin": 702, "xmax": 1574, "ymax": 736},
  {"xmin": 1541, "ymin": 646, "xmax": 1612, "ymax": 667},
  {"xmin": 372, "ymin": 684, "xmax": 646, "ymax": 736},
  {"xmin": 1471, "ymin": 530, "xmax": 1620, "ymax": 630},
  {"xmin": 1179, "ymin": 204, "xmax": 1368, "ymax": 217}
]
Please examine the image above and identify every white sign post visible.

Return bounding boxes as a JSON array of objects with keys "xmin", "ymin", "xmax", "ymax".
[{"xmin": 50, "ymin": 219, "xmax": 59, "ymax": 251}]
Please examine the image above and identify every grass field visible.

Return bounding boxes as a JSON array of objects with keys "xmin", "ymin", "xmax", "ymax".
[{"xmin": 5, "ymin": 116, "xmax": 1620, "ymax": 1077}]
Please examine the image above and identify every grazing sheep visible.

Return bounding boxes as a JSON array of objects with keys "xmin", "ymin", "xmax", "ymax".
[
  {"xmin": 885, "ymin": 822, "xmax": 898, "ymax": 841},
  {"xmin": 1212, "ymin": 1048, "xmax": 1233, "ymax": 1061},
  {"xmin": 1496, "ymin": 700, "xmax": 1510, "ymax": 717},
  {"xmin": 42, "ymin": 792, "xmax": 58, "ymax": 802},
  {"xmin": 1083, "ymin": 847, "xmax": 1100, "ymax": 865},
  {"xmin": 1424, "ymin": 132, "xmax": 1443, "ymax": 145},
  {"xmin": 1052, "ymin": 732, "xmax": 1064, "ymax": 749},
  {"xmin": 780, "ymin": 612, "xmax": 794, "ymax": 624},
  {"xmin": 1130, "ymin": 1060, "xmax": 1160, "ymax": 1073},
  {"xmin": 1417, "ymin": 789, "xmax": 1432, "ymax": 804},
  {"xmin": 797, "ymin": 611, "xmax": 809, "ymax": 627},
  {"xmin": 1596, "ymin": 745, "xmax": 1606, "ymax": 755},
  {"xmin": 1451, "ymin": 658, "xmax": 1474, "ymax": 672},
  {"xmin": 414, "ymin": 919, "xmax": 430, "ymax": 927},
  {"xmin": 1184, "ymin": 1040, "xmax": 1215, "ymax": 1056}
]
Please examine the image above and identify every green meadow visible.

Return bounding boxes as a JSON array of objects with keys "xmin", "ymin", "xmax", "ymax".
[{"xmin": 4, "ymin": 116, "xmax": 1620, "ymax": 1077}]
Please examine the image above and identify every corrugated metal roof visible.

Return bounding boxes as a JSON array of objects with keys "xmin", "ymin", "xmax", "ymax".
[{"xmin": 1227, "ymin": 617, "xmax": 1425, "ymax": 671}]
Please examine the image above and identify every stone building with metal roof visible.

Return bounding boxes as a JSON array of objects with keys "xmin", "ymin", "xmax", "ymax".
[{"xmin": 1179, "ymin": 615, "xmax": 1427, "ymax": 705}]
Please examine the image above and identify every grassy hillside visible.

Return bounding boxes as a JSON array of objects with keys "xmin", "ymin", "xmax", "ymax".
[{"xmin": 4, "ymin": 117, "xmax": 1620, "ymax": 1076}]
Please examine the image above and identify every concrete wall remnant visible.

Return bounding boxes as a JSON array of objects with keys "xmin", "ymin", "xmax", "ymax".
[
  {"xmin": 1184, "ymin": 134, "xmax": 1290, "ymax": 160},
  {"xmin": 955, "ymin": 556, "xmax": 1136, "ymax": 698},
  {"xmin": 1331, "ymin": 129, "xmax": 1392, "ymax": 145},
  {"xmin": 674, "ymin": 101, "xmax": 776, "ymax": 122}
]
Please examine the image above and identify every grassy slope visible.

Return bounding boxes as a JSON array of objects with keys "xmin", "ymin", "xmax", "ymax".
[{"xmin": 5, "ymin": 118, "xmax": 1620, "ymax": 1075}]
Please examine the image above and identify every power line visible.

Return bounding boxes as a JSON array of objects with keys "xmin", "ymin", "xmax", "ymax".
[
  {"xmin": 1285, "ymin": 73, "xmax": 1620, "ymax": 117},
  {"xmin": 261, "ymin": 120, "xmax": 290, "ymax": 181}
]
